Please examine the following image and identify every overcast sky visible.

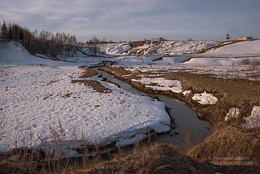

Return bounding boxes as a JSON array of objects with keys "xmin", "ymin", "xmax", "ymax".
[{"xmin": 1, "ymin": 0, "xmax": 259, "ymax": 41}]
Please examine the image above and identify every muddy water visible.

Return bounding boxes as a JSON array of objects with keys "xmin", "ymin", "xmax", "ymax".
[{"xmin": 97, "ymin": 69, "xmax": 211, "ymax": 146}]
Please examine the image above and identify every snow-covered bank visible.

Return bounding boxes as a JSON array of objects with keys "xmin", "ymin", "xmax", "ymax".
[
  {"xmin": 99, "ymin": 40, "xmax": 217, "ymax": 56},
  {"xmin": 243, "ymin": 106, "xmax": 260, "ymax": 129},
  {"xmin": 204, "ymin": 40, "xmax": 260, "ymax": 56},
  {"xmin": 0, "ymin": 65, "xmax": 171, "ymax": 154},
  {"xmin": 0, "ymin": 41, "xmax": 171, "ymax": 155}
]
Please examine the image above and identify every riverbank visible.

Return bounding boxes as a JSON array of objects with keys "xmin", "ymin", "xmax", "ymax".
[
  {"xmin": 98, "ymin": 65, "xmax": 260, "ymax": 168},
  {"xmin": 99, "ymin": 66, "xmax": 259, "ymax": 127},
  {"xmin": 97, "ymin": 68, "xmax": 211, "ymax": 146}
]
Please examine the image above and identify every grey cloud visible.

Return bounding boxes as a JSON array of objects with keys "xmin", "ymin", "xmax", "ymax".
[{"xmin": 0, "ymin": 0, "xmax": 259, "ymax": 41}]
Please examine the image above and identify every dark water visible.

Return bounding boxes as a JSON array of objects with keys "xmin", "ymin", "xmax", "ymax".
[{"xmin": 97, "ymin": 69, "xmax": 211, "ymax": 146}]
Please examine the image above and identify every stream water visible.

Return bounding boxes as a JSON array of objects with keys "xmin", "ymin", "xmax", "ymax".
[{"xmin": 97, "ymin": 69, "xmax": 211, "ymax": 146}]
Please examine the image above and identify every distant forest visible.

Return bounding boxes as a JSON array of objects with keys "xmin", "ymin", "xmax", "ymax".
[{"xmin": 0, "ymin": 21, "xmax": 77, "ymax": 57}]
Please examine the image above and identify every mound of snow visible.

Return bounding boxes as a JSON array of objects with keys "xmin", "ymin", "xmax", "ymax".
[
  {"xmin": 0, "ymin": 41, "xmax": 40, "ymax": 64},
  {"xmin": 225, "ymin": 108, "xmax": 240, "ymax": 121},
  {"xmin": 144, "ymin": 44, "xmax": 162, "ymax": 55},
  {"xmin": 132, "ymin": 77, "xmax": 182, "ymax": 93},
  {"xmin": 192, "ymin": 91, "xmax": 218, "ymax": 105},
  {"xmin": 182, "ymin": 90, "xmax": 192, "ymax": 96},
  {"xmin": 243, "ymin": 106, "xmax": 260, "ymax": 128},
  {"xmin": 205, "ymin": 40, "xmax": 260, "ymax": 55},
  {"xmin": 109, "ymin": 44, "xmax": 131, "ymax": 55}
]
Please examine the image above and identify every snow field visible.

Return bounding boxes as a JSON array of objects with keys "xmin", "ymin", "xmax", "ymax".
[{"xmin": 0, "ymin": 64, "xmax": 171, "ymax": 153}]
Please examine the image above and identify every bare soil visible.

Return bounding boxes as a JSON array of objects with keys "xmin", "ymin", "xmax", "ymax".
[
  {"xmin": 71, "ymin": 79, "xmax": 112, "ymax": 93},
  {"xmin": 78, "ymin": 66, "xmax": 98, "ymax": 78}
]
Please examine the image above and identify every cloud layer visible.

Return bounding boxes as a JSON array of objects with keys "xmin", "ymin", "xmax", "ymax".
[{"xmin": 1, "ymin": 0, "xmax": 259, "ymax": 41}]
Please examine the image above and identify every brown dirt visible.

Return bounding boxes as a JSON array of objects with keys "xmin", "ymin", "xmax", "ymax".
[
  {"xmin": 187, "ymin": 126, "xmax": 260, "ymax": 167},
  {"xmin": 71, "ymin": 67, "xmax": 111, "ymax": 93},
  {"xmin": 129, "ymin": 41, "xmax": 147, "ymax": 48},
  {"xmin": 71, "ymin": 80, "xmax": 111, "ymax": 93},
  {"xmin": 99, "ymin": 65, "xmax": 260, "ymax": 172},
  {"xmin": 67, "ymin": 144, "xmax": 214, "ymax": 174},
  {"xmin": 78, "ymin": 66, "xmax": 98, "ymax": 78}
]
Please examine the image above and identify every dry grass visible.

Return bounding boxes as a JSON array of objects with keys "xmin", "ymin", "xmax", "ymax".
[
  {"xmin": 66, "ymin": 144, "xmax": 214, "ymax": 174},
  {"xmin": 78, "ymin": 66, "xmax": 98, "ymax": 78},
  {"xmin": 0, "ymin": 141, "xmax": 215, "ymax": 174},
  {"xmin": 100, "ymin": 66, "xmax": 260, "ymax": 127},
  {"xmin": 187, "ymin": 126, "xmax": 260, "ymax": 166},
  {"xmin": 71, "ymin": 80, "xmax": 112, "ymax": 93},
  {"xmin": 71, "ymin": 66, "xmax": 111, "ymax": 93},
  {"xmin": 161, "ymin": 72, "xmax": 260, "ymax": 126},
  {"xmin": 98, "ymin": 65, "xmax": 260, "ymax": 172}
]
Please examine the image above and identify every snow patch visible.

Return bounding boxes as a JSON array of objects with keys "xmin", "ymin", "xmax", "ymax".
[
  {"xmin": 225, "ymin": 108, "xmax": 240, "ymax": 121},
  {"xmin": 243, "ymin": 106, "xmax": 260, "ymax": 129},
  {"xmin": 132, "ymin": 77, "xmax": 182, "ymax": 93},
  {"xmin": 182, "ymin": 90, "xmax": 192, "ymax": 96},
  {"xmin": 192, "ymin": 91, "xmax": 218, "ymax": 105}
]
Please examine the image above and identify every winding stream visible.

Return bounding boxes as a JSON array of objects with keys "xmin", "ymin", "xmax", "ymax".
[{"xmin": 97, "ymin": 69, "xmax": 211, "ymax": 146}]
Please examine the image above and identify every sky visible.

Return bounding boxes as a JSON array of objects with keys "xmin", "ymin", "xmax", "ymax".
[{"xmin": 0, "ymin": 0, "xmax": 260, "ymax": 41}]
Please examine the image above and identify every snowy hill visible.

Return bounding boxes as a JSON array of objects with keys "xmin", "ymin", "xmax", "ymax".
[
  {"xmin": 99, "ymin": 40, "xmax": 217, "ymax": 56},
  {"xmin": 0, "ymin": 41, "xmax": 42, "ymax": 64},
  {"xmin": 203, "ymin": 40, "xmax": 260, "ymax": 56}
]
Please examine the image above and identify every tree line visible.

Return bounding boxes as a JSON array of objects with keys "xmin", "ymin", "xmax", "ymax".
[{"xmin": 0, "ymin": 21, "xmax": 77, "ymax": 57}]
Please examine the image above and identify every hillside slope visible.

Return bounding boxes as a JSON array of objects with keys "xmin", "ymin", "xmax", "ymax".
[
  {"xmin": 203, "ymin": 40, "xmax": 260, "ymax": 56},
  {"xmin": 99, "ymin": 40, "xmax": 217, "ymax": 56}
]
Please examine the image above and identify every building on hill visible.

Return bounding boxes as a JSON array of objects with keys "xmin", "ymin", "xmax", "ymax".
[
  {"xmin": 237, "ymin": 36, "xmax": 253, "ymax": 40},
  {"xmin": 151, "ymin": 37, "xmax": 164, "ymax": 44}
]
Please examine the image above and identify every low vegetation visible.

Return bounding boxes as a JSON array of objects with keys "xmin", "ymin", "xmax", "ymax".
[
  {"xmin": 0, "ymin": 143, "xmax": 214, "ymax": 174},
  {"xmin": 69, "ymin": 144, "xmax": 214, "ymax": 174},
  {"xmin": 188, "ymin": 126, "xmax": 260, "ymax": 166}
]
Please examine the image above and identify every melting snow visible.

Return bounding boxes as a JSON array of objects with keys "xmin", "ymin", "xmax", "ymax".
[
  {"xmin": 243, "ymin": 106, "xmax": 260, "ymax": 129},
  {"xmin": 192, "ymin": 91, "xmax": 218, "ymax": 105},
  {"xmin": 182, "ymin": 90, "xmax": 192, "ymax": 96},
  {"xmin": 132, "ymin": 77, "xmax": 182, "ymax": 93},
  {"xmin": 225, "ymin": 108, "xmax": 240, "ymax": 121}
]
